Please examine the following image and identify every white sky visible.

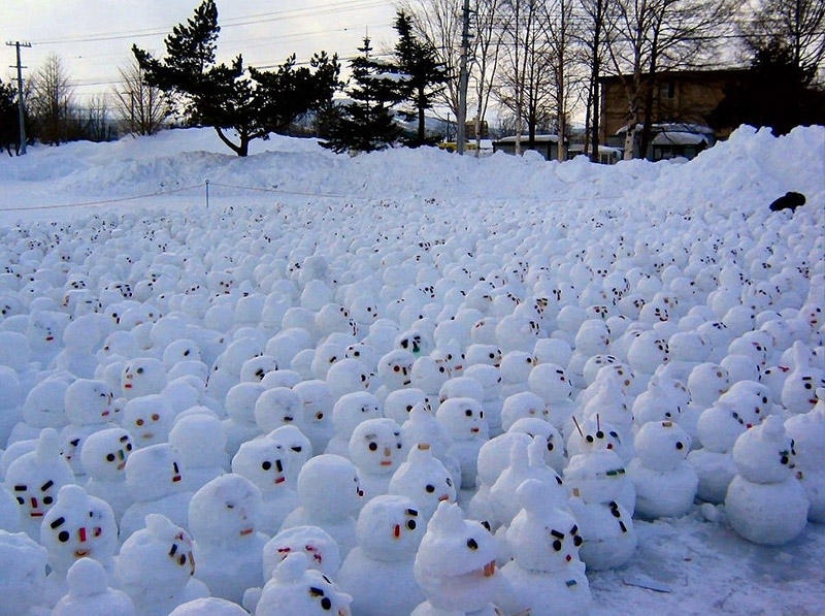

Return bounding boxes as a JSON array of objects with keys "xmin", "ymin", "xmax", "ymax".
[{"xmin": 1, "ymin": 0, "xmax": 399, "ymax": 104}]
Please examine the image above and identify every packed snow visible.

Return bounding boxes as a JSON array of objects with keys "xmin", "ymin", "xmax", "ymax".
[{"xmin": 0, "ymin": 125, "xmax": 824, "ymax": 616}]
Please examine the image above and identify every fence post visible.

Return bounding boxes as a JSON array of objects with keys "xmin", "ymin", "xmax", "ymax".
[{"xmin": 205, "ymin": 179, "xmax": 210, "ymax": 209}]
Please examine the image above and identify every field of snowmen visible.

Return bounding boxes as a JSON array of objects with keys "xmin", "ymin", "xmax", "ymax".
[{"xmin": 0, "ymin": 124, "xmax": 823, "ymax": 615}]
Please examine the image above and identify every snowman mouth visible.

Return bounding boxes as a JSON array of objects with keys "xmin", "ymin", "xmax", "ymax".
[
  {"xmin": 240, "ymin": 528, "xmax": 253, "ymax": 536},
  {"xmin": 566, "ymin": 554, "xmax": 572, "ymax": 562},
  {"xmin": 30, "ymin": 512, "xmax": 44, "ymax": 518},
  {"xmin": 380, "ymin": 460, "xmax": 393, "ymax": 466},
  {"xmin": 124, "ymin": 383, "xmax": 133, "ymax": 389},
  {"xmin": 274, "ymin": 476, "xmax": 286, "ymax": 484},
  {"xmin": 172, "ymin": 475, "xmax": 181, "ymax": 483},
  {"xmin": 117, "ymin": 462, "xmax": 126, "ymax": 470},
  {"xmin": 75, "ymin": 549, "xmax": 90, "ymax": 558},
  {"xmin": 45, "ymin": 336, "xmax": 54, "ymax": 341},
  {"xmin": 471, "ymin": 427, "xmax": 480, "ymax": 434}
]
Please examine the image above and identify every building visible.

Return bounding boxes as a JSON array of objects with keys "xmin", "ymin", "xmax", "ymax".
[
  {"xmin": 492, "ymin": 134, "xmax": 564, "ymax": 160},
  {"xmin": 599, "ymin": 69, "xmax": 749, "ymax": 159}
]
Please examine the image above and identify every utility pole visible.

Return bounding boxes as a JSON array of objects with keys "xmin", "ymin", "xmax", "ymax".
[
  {"xmin": 6, "ymin": 41, "xmax": 31, "ymax": 155},
  {"xmin": 456, "ymin": 0, "xmax": 471, "ymax": 155}
]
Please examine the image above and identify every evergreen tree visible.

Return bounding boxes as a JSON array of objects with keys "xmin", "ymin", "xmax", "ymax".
[
  {"xmin": 323, "ymin": 37, "xmax": 403, "ymax": 153},
  {"xmin": 1, "ymin": 80, "xmax": 20, "ymax": 156},
  {"xmin": 133, "ymin": 0, "xmax": 341, "ymax": 156},
  {"xmin": 391, "ymin": 11, "xmax": 450, "ymax": 147}
]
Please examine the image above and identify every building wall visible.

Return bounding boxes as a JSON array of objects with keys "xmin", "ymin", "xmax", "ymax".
[{"xmin": 599, "ymin": 70, "xmax": 748, "ymax": 144}]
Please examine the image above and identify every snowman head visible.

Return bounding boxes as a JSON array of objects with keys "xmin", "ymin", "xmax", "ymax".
[
  {"xmin": 528, "ymin": 363, "xmax": 572, "ymax": 404},
  {"xmin": 732, "ymin": 415, "xmax": 797, "ymax": 484},
  {"xmin": 232, "ymin": 437, "xmax": 290, "ymax": 493},
  {"xmin": 296, "ymin": 455, "xmax": 363, "ymax": 522},
  {"xmin": 80, "ymin": 427, "xmax": 134, "ymax": 481},
  {"xmin": 125, "ymin": 443, "xmax": 185, "ymax": 502},
  {"xmin": 356, "ymin": 494, "xmax": 423, "ymax": 561},
  {"xmin": 256, "ymin": 552, "xmax": 352, "ymax": 616},
  {"xmin": 255, "ymin": 387, "xmax": 304, "ymax": 434},
  {"xmin": 348, "ymin": 418, "xmax": 404, "ymax": 477},
  {"xmin": 188, "ymin": 474, "xmax": 262, "ymax": 545},
  {"xmin": 121, "ymin": 357, "xmax": 167, "ymax": 399},
  {"xmin": 6, "ymin": 427, "xmax": 74, "ymax": 522},
  {"xmin": 389, "ymin": 444, "xmax": 456, "ymax": 520},
  {"xmin": 263, "ymin": 525, "xmax": 342, "ymax": 579},
  {"xmin": 41, "ymin": 484, "xmax": 117, "ymax": 576},
  {"xmin": 116, "ymin": 513, "xmax": 195, "ymax": 591},
  {"xmin": 436, "ymin": 397, "xmax": 488, "ymax": 441},
  {"xmin": 123, "ymin": 394, "xmax": 174, "ymax": 447},
  {"xmin": 634, "ymin": 420, "xmax": 691, "ymax": 472},
  {"xmin": 501, "ymin": 391, "xmax": 550, "ymax": 431},
  {"xmin": 65, "ymin": 379, "xmax": 115, "ymax": 426}
]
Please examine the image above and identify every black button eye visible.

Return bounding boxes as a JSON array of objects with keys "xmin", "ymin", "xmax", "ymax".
[
  {"xmin": 43, "ymin": 496, "xmax": 53, "ymax": 505},
  {"xmin": 676, "ymin": 442, "xmax": 684, "ymax": 450},
  {"xmin": 553, "ymin": 539, "xmax": 562, "ymax": 551},
  {"xmin": 321, "ymin": 597, "xmax": 332, "ymax": 610},
  {"xmin": 467, "ymin": 538, "xmax": 478, "ymax": 550},
  {"xmin": 369, "ymin": 442, "xmax": 378, "ymax": 451},
  {"xmin": 407, "ymin": 519, "xmax": 417, "ymax": 530},
  {"xmin": 262, "ymin": 461, "xmax": 272, "ymax": 470},
  {"xmin": 58, "ymin": 530, "xmax": 70, "ymax": 542},
  {"xmin": 574, "ymin": 535, "xmax": 583, "ymax": 546},
  {"xmin": 106, "ymin": 453, "xmax": 115, "ymax": 461}
]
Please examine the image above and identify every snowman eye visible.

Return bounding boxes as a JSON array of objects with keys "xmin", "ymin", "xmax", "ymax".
[
  {"xmin": 262, "ymin": 461, "xmax": 272, "ymax": 470},
  {"xmin": 407, "ymin": 519, "xmax": 417, "ymax": 530},
  {"xmin": 465, "ymin": 409, "xmax": 472, "ymax": 417},
  {"xmin": 553, "ymin": 539, "xmax": 562, "ymax": 551},
  {"xmin": 151, "ymin": 413, "xmax": 160, "ymax": 421},
  {"xmin": 676, "ymin": 442, "xmax": 684, "ymax": 450},
  {"xmin": 136, "ymin": 419, "xmax": 145, "ymax": 426},
  {"xmin": 425, "ymin": 484, "xmax": 435, "ymax": 493},
  {"xmin": 106, "ymin": 453, "xmax": 116, "ymax": 461},
  {"xmin": 136, "ymin": 367, "xmax": 144, "ymax": 374},
  {"xmin": 368, "ymin": 442, "xmax": 378, "ymax": 451},
  {"xmin": 466, "ymin": 538, "xmax": 478, "ymax": 550}
]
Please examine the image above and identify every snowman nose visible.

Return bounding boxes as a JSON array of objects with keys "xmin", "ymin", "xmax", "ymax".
[{"xmin": 78, "ymin": 527, "xmax": 87, "ymax": 542}]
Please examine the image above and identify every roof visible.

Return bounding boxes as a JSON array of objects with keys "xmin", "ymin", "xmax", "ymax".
[
  {"xmin": 652, "ymin": 131, "xmax": 711, "ymax": 146},
  {"xmin": 494, "ymin": 134, "xmax": 560, "ymax": 144},
  {"xmin": 598, "ymin": 68, "xmax": 750, "ymax": 85}
]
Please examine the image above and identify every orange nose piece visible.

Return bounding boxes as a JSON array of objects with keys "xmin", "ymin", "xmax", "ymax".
[
  {"xmin": 394, "ymin": 524, "xmax": 401, "ymax": 539},
  {"xmin": 483, "ymin": 561, "xmax": 496, "ymax": 577}
]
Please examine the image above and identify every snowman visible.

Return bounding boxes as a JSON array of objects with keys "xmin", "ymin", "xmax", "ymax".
[
  {"xmin": 293, "ymin": 379, "xmax": 336, "ymax": 455},
  {"xmin": 254, "ymin": 386, "xmax": 305, "ymax": 434},
  {"xmin": 489, "ymin": 437, "xmax": 567, "ymax": 530},
  {"xmin": 337, "ymin": 494, "xmax": 426, "ymax": 616},
  {"xmin": 348, "ymin": 417, "xmax": 405, "ymax": 503},
  {"xmin": 120, "ymin": 443, "xmax": 193, "ymax": 539},
  {"xmin": 389, "ymin": 443, "xmax": 457, "ymax": 522},
  {"xmin": 280, "ymin": 454, "xmax": 365, "ymax": 556},
  {"xmin": 412, "ymin": 500, "xmax": 503, "ymax": 616},
  {"xmin": 59, "ymin": 378, "xmax": 119, "ymax": 476},
  {"xmin": 500, "ymin": 479, "xmax": 592, "ymax": 616},
  {"xmin": 724, "ymin": 415, "xmax": 809, "ymax": 545},
  {"xmin": 0, "ymin": 529, "xmax": 50, "ymax": 616},
  {"xmin": 231, "ymin": 436, "xmax": 299, "ymax": 535},
  {"xmin": 401, "ymin": 402, "xmax": 462, "ymax": 491},
  {"xmin": 223, "ymin": 382, "xmax": 266, "ymax": 457},
  {"xmin": 115, "ymin": 513, "xmax": 209, "ymax": 616},
  {"xmin": 375, "ymin": 348, "xmax": 416, "ymax": 403},
  {"xmin": 499, "ymin": 390, "xmax": 551, "ymax": 432},
  {"xmin": 436, "ymin": 396, "xmax": 489, "ymax": 489},
  {"xmin": 4, "ymin": 427, "xmax": 75, "ymax": 539},
  {"xmin": 684, "ymin": 362, "xmax": 731, "ymax": 445},
  {"xmin": 564, "ymin": 450, "xmax": 637, "ymax": 570},
  {"xmin": 254, "ymin": 552, "xmax": 353, "ymax": 616},
  {"xmin": 40, "ymin": 484, "xmax": 118, "ymax": 605},
  {"xmin": 689, "ymin": 380, "xmax": 769, "ymax": 504},
  {"xmin": 122, "ymin": 393, "xmax": 176, "ymax": 449},
  {"xmin": 384, "ymin": 387, "xmax": 429, "ymax": 427},
  {"xmin": 262, "ymin": 525, "xmax": 342, "ymax": 580},
  {"xmin": 325, "ymin": 391, "xmax": 383, "ymax": 457},
  {"xmin": 52, "ymin": 557, "xmax": 136, "ymax": 616},
  {"xmin": 9, "ymin": 376, "xmax": 70, "ymax": 444},
  {"xmin": 528, "ymin": 362, "xmax": 576, "ymax": 436},
  {"xmin": 627, "ymin": 420, "xmax": 698, "ymax": 519},
  {"xmin": 188, "ymin": 473, "xmax": 270, "ymax": 603},
  {"xmin": 785, "ymin": 390, "xmax": 825, "ymax": 522},
  {"xmin": 168, "ymin": 412, "xmax": 229, "ymax": 492},
  {"xmin": 80, "ymin": 426, "xmax": 135, "ymax": 522},
  {"xmin": 780, "ymin": 341, "xmax": 825, "ymax": 415},
  {"xmin": 120, "ymin": 357, "xmax": 168, "ymax": 399}
]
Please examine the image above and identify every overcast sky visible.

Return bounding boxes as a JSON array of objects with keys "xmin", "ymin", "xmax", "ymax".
[{"xmin": 1, "ymin": 0, "xmax": 398, "ymax": 103}]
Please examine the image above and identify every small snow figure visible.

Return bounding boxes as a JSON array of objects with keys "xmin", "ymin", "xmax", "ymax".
[
  {"xmin": 231, "ymin": 436, "xmax": 299, "ymax": 535},
  {"xmin": 4, "ymin": 426, "xmax": 75, "ymax": 539},
  {"xmin": 436, "ymin": 396, "xmax": 489, "ymax": 489},
  {"xmin": 188, "ymin": 473, "xmax": 269, "ymax": 603},
  {"xmin": 389, "ymin": 443, "xmax": 457, "ymax": 521},
  {"xmin": 263, "ymin": 525, "xmax": 342, "ymax": 580},
  {"xmin": 122, "ymin": 393, "xmax": 175, "ymax": 449},
  {"xmin": 255, "ymin": 552, "xmax": 352, "ymax": 616},
  {"xmin": 564, "ymin": 450, "xmax": 637, "ymax": 571},
  {"xmin": 120, "ymin": 357, "xmax": 168, "ymax": 399},
  {"xmin": 280, "ymin": 454, "xmax": 364, "ymax": 556},
  {"xmin": 52, "ymin": 557, "xmax": 136, "ymax": 616},
  {"xmin": 500, "ymin": 479, "xmax": 592, "ymax": 616},
  {"xmin": 169, "ymin": 412, "xmax": 229, "ymax": 492},
  {"xmin": 60, "ymin": 378, "xmax": 118, "ymax": 475},
  {"xmin": 326, "ymin": 390, "xmax": 383, "ymax": 457},
  {"xmin": 348, "ymin": 417, "xmax": 405, "ymax": 502},
  {"xmin": 338, "ymin": 494, "xmax": 426, "ymax": 615},
  {"xmin": 40, "ymin": 484, "xmax": 118, "ymax": 605},
  {"xmin": 725, "ymin": 415, "xmax": 809, "ymax": 545},
  {"xmin": 627, "ymin": 420, "xmax": 698, "ymax": 519},
  {"xmin": 785, "ymin": 390, "xmax": 825, "ymax": 522},
  {"xmin": 412, "ymin": 500, "xmax": 503, "ymax": 616},
  {"xmin": 121, "ymin": 443, "xmax": 193, "ymax": 540},
  {"xmin": 0, "ymin": 529, "xmax": 50, "ymax": 616},
  {"xmin": 768, "ymin": 191, "xmax": 806, "ymax": 212},
  {"xmin": 115, "ymin": 514, "xmax": 209, "ymax": 616},
  {"xmin": 81, "ymin": 426, "xmax": 134, "ymax": 522}
]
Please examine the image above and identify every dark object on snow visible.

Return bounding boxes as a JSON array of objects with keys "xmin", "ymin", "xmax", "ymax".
[{"xmin": 769, "ymin": 191, "xmax": 806, "ymax": 212}]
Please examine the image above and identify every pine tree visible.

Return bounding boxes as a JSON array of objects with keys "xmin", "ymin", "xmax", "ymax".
[
  {"xmin": 0, "ymin": 79, "xmax": 20, "ymax": 156},
  {"xmin": 391, "ymin": 11, "xmax": 450, "ymax": 147},
  {"xmin": 323, "ymin": 37, "xmax": 403, "ymax": 153},
  {"xmin": 133, "ymin": 0, "xmax": 341, "ymax": 156}
]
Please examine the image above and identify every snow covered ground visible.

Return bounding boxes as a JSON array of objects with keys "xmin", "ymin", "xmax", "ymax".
[{"xmin": 1, "ymin": 125, "xmax": 824, "ymax": 615}]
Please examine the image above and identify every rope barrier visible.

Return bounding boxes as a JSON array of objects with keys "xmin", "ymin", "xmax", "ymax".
[{"xmin": 0, "ymin": 183, "xmax": 203, "ymax": 212}]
